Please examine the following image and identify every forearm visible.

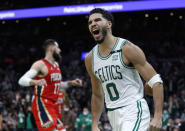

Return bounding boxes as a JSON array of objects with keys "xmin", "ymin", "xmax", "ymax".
[
  {"xmin": 91, "ymin": 94, "xmax": 104, "ymax": 125},
  {"xmin": 61, "ymin": 80, "xmax": 75, "ymax": 89},
  {"xmin": 152, "ymin": 83, "xmax": 164, "ymax": 118},
  {"xmin": 60, "ymin": 81, "xmax": 70, "ymax": 89}
]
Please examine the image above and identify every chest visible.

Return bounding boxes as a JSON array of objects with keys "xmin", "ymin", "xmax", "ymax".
[
  {"xmin": 93, "ymin": 59, "xmax": 123, "ymax": 84},
  {"xmin": 38, "ymin": 63, "xmax": 62, "ymax": 81}
]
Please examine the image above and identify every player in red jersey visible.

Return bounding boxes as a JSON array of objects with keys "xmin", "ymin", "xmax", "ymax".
[{"xmin": 18, "ymin": 39, "xmax": 82, "ymax": 131}]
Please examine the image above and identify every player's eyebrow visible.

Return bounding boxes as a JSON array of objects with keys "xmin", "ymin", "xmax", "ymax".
[
  {"xmin": 88, "ymin": 20, "xmax": 92, "ymax": 25},
  {"xmin": 94, "ymin": 18, "xmax": 102, "ymax": 22}
]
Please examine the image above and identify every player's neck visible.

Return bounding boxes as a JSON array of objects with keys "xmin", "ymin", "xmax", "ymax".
[
  {"xmin": 99, "ymin": 34, "xmax": 117, "ymax": 52},
  {"xmin": 44, "ymin": 55, "xmax": 55, "ymax": 65}
]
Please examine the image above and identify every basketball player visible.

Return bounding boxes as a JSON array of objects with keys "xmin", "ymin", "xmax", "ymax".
[
  {"xmin": 85, "ymin": 8, "xmax": 164, "ymax": 131},
  {"xmin": 18, "ymin": 39, "xmax": 82, "ymax": 131}
]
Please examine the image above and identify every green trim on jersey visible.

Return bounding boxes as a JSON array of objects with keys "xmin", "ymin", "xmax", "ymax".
[
  {"xmin": 97, "ymin": 37, "xmax": 120, "ymax": 60},
  {"xmin": 133, "ymin": 101, "xmax": 142, "ymax": 131},
  {"xmin": 107, "ymin": 105, "xmax": 125, "ymax": 111},
  {"xmin": 119, "ymin": 40, "xmax": 135, "ymax": 69}
]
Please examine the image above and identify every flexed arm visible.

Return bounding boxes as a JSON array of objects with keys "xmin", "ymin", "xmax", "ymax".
[
  {"xmin": 18, "ymin": 60, "xmax": 47, "ymax": 87},
  {"xmin": 123, "ymin": 41, "xmax": 164, "ymax": 131},
  {"xmin": 60, "ymin": 78, "xmax": 83, "ymax": 90}
]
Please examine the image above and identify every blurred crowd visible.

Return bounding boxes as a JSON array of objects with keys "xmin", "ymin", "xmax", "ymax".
[{"xmin": 0, "ymin": 8, "xmax": 185, "ymax": 131}]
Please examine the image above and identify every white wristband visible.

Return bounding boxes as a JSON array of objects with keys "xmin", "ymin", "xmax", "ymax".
[
  {"xmin": 61, "ymin": 81, "xmax": 69, "ymax": 89},
  {"xmin": 18, "ymin": 69, "xmax": 38, "ymax": 86},
  {"xmin": 148, "ymin": 74, "xmax": 163, "ymax": 88}
]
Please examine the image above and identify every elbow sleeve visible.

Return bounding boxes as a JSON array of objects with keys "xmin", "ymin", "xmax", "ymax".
[{"xmin": 18, "ymin": 69, "xmax": 37, "ymax": 87}]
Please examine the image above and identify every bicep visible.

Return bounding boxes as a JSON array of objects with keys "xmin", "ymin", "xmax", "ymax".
[
  {"xmin": 30, "ymin": 61, "xmax": 41, "ymax": 72},
  {"xmin": 124, "ymin": 43, "xmax": 157, "ymax": 82},
  {"xmin": 30, "ymin": 60, "xmax": 45, "ymax": 75}
]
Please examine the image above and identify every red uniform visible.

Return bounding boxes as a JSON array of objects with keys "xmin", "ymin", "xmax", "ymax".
[{"xmin": 32, "ymin": 59, "xmax": 63, "ymax": 131}]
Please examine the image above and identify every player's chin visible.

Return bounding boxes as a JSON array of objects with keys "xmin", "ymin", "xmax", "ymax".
[{"xmin": 95, "ymin": 36, "xmax": 104, "ymax": 43}]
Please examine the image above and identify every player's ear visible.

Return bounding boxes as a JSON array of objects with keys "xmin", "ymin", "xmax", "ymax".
[
  {"xmin": 107, "ymin": 21, "xmax": 112, "ymax": 29},
  {"xmin": 49, "ymin": 46, "xmax": 54, "ymax": 52}
]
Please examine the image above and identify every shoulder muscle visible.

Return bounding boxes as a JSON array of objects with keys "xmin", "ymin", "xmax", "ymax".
[
  {"xmin": 123, "ymin": 41, "xmax": 157, "ymax": 81},
  {"xmin": 31, "ymin": 60, "xmax": 45, "ymax": 72},
  {"xmin": 123, "ymin": 41, "xmax": 146, "ymax": 66}
]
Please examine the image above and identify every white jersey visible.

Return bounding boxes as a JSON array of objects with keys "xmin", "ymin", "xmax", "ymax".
[{"xmin": 92, "ymin": 37, "xmax": 144, "ymax": 108}]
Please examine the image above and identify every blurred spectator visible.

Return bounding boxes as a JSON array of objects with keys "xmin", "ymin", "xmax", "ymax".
[
  {"xmin": 162, "ymin": 102, "xmax": 170, "ymax": 130},
  {"xmin": 62, "ymin": 104, "xmax": 77, "ymax": 131},
  {"xmin": 180, "ymin": 109, "xmax": 185, "ymax": 123},
  {"xmin": 75, "ymin": 107, "xmax": 92, "ymax": 131},
  {"xmin": 3, "ymin": 112, "xmax": 17, "ymax": 131},
  {"xmin": 169, "ymin": 95, "xmax": 180, "ymax": 119},
  {"xmin": 25, "ymin": 105, "xmax": 36, "ymax": 131},
  {"xmin": 173, "ymin": 118, "xmax": 181, "ymax": 130},
  {"xmin": 166, "ymin": 118, "xmax": 174, "ymax": 131},
  {"xmin": 17, "ymin": 107, "xmax": 25, "ymax": 131}
]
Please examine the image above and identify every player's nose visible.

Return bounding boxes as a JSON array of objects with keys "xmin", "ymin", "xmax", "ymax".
[{"xmin": 91, "ymin": 20, "xmax": 97, "ymax": 27}]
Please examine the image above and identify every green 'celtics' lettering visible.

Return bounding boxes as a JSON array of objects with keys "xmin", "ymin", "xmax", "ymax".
[
  {"xmin": 105, "ymin": 66, "xmax": 109, "ymax": 81},
  {"xmin": 102, "ymin": 67, "xmax": 107, "ymax": 82},
  {"xmin": 108, "ymin": 65, "xmax": 113, "ymax": 80},
  {"xmin": 111, "ymin": 65, "xmax": 117, "ymax": 80},
  {"xmin": 94, "ymin": 65, "xmax": 123, "ymax": 83},
  {"xmin": 98, "ymin": 68, "xmax": 104, "ymax": 83},
  {"xmin": 116, "ymin": 65, "xmax": 122, "ymax": 79}
]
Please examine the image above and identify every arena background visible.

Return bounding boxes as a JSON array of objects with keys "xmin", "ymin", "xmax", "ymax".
[{"xmin": 0, "ymin": 0, "xmax": 185, "ymax": 130}]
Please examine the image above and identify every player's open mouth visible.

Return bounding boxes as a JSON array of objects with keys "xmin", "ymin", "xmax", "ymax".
[
  {"xmin": 92, "ymin": 29, "xmax": 99, "ymax": 35},
  {"xmin": 92, "ymin": 29, "xmax": 100, "ymax": 38}
]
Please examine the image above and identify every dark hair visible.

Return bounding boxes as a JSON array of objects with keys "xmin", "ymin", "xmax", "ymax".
[
  {"xmin": 89, "ymin": 8, "xmax": 114, "ymax": 27},
  {"xmin": 42, "ymin": 39, "xmax": 57, "ymax": 52}
]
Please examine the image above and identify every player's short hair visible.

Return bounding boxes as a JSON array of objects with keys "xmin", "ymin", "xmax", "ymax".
[
  {"xmin": 89, "ymin": 8, "xmax": 114, "ymax": 28},
  {"xmin": 42, "ymin": 39, "xmax": 57, "ymax": 52}
]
